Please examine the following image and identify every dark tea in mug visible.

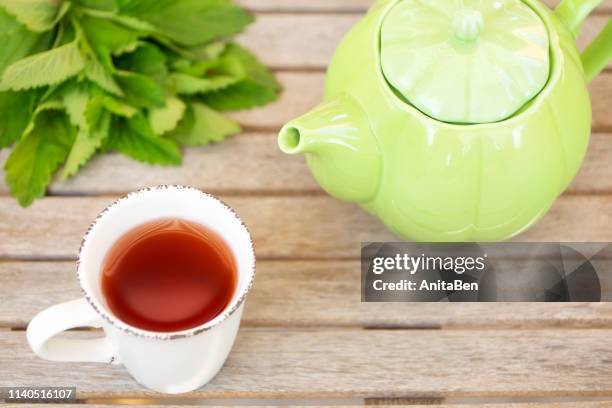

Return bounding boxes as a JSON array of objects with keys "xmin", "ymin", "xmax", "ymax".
[{"xmin": 101, "ymin": 219, "xmax": 237, "ymax": 332}]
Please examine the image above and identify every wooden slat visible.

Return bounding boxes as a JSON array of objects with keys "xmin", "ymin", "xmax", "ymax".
[
  {"xmin": 0, "ymin": 196, "xmax": 609, "ymax": 259},
  {"xmin": 1, "ymin": 131, "xmax": 611, "ymax": 196},
  {"xmin": 237, "ymin": 13, "xmax": 355, "ymax": 68},
  {"xmin": 2, "ymin": 329, "xmax": 612, "ymax": 398},
  {"xmin": 0, "ymin": 196, "xmax": 395, "ymax": 259},
  {"xmin": 0, "ymin": 195, "xmax": 611, "ymax": 260},
  {"xmin": 4, "ymin": 404, "xmax": 612, "ymax": 408},
  {"xmin": 591, "ymin": 73, "xmax": 612, "ymax": 131},
  {"xmin": 238, "ymin": 14, "xmax": 609, "ymax": 68},
  {"xmin": 3, "ymin": 260, "xmax": 612, "ymax": 330},
  {"xmin": 237, "ymin": 0, "xmax": 612, "ymax": 13},
  {"xmin": 570, "ymin": 133, "xmax": 612, "ymax": 192},
  {"xmin": 46, "ymin": 133, "xmax": 321, "ymax": 196}
]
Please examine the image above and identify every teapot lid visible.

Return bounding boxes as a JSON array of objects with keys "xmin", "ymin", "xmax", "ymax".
[{"xmin": 380, "ymin": 0, "xmax": 550, "ymax": 124}]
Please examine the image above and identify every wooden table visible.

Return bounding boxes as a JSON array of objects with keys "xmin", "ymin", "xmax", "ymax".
[{"xmin": 1, "ymin": 1, "xmax": 612, "ymax": 406}]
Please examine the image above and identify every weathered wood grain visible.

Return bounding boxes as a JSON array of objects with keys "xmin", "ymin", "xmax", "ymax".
[
  {"xmin": 0, "ymin": 195, "xmax": 611, "ymax": 260},
  {"xmin": 3, "ymin": 261, "xmax": 612, "ymax": 330},
  {"xmin": 591, "ymin": 74, "xmax": 612, "ymax": 131},
  {"xmin": 1, "ymin": 131, "xmax": 611, "ymax": 196},
  {"xmin": 3, "ymin": 329, "xmax": 612, "ymax": 398},
  {"xmin": 238, "ymin": 14, "xmax": 609, "ymax": 68},
  {"xmin": 49, "ymin": 133, "xmax": 321, "ymax": 196},
  {"xmin": 237, "ymin": 0, "xmax": 612, "ymax": 13},
  {"xmin": 570, "ymin": 133, "xmax": 612, "ymax": 192},
  {"xmin": 0, "ymin": 196, "xmax": 396, "ymax": 259}
]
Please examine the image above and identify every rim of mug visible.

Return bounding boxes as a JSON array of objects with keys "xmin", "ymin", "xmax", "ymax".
[{"xmin": 76, "ymin": 185, "xmax": 256, "ymax": 340}]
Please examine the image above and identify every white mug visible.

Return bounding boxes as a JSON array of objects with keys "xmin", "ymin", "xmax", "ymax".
[{"xmin": 26, "ymin": 186, "xmax": 256, "ymax": 394}]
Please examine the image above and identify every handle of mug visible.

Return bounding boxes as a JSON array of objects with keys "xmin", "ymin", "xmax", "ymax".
[
  {"xmin": 27, "ymin": 298, "xmax": 119, "ymax": 364},
  {"xmin": 555, "ymin": 0, "xmax": 612, "ymax": 83}
]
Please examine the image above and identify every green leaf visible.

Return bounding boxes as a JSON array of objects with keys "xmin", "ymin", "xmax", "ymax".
[
  {"xmin": 112, "ymin": 40, "xmax": 144, "ymax": 56},
  {"xmin": 107, "ymin": 13, "xmax": 155, "ymax": 32},
  {"xmin": 55, "ymin": 18, "xmax": 77, "ymax": 46},
  {"xmin": 62, "ymin": 111, "xmax": 110, "ymax": 180},
  {"xmin": 200, "ymin": 44, "xmax": 281, "ymax": 111},
  {"xmin": 61, "ymin": 84, "xmax": 89, "ymax": 130},
  {"xmin": 0, "ymin": 9, "xmax": 51, "ymax": 75},
  {"xmin": 180, "ymin": 42, "xmax": 227, "ymax": 62},
  {"xmin": 81, "ymin": 15, "xmax": 144, "ymax": 57},
  {"xmin": 0, "ymin": 0, "xmax": 70, "ymax": 32},
  {"xmin": 4, "ymin": 110, "xmax": 76, "ymax": 206},
  {"xmin": 202, "ymin": 81, "xmax": 280, "ymax": 111},
  {"xmin": 60, "ymin": 83, "xmax": 111, "ymax": 179},
  {"xmin": 86, "ymin": 92, "xmax": 137, "ymax": 130},
  {"xmin": 19, "ymin": 95, "xmax": 64, "ymax": 138},
  {"xmin": 169, "ymin": 103, "xmax": 240, "ymax": 146},
  {"xmin": 170, "ymin": 73, "xmax": 239, "ymax": 95},
  {"xmin": 71, "ymin": 16, "xmax": 123, "ymax": 95},
  {"xmin": 0, "ymin": 41, "xmax": 85, "ymax": 91},
  {"xmin": 115, "ymin": 70, "xmax": 165, "ymax": 108},
  {"xmin": 78, "ymin": 9, "xmax": 155, "ymax": 33},
  {"xmin": 117, "ymin": 0, "xmax": 253, "ymax": 46},
  {"xmin": 217, "ymin": 44, "xmax": 279, "ymax": 89},
  {"xmin": 83, "ymin": 56, "xmax": 123, "ymax": 96},
  {"xmin": 107, "ymin": 114, "xmax": 181, "ymax": 165},
  {"xmin": 0, "ymin": 90, "xmax": 38, "ymax": 148},
  {"xmin": 171, "ymin": 58, "xmax": 216, "ymax": 77},
  {"xmin": 33, "ymin": 98, "xmax": 64, "ymax": 114},
  {"xmin": 72, "ymin": 0, "xmax": 117, "ymax": 11},
  {"xmin": 148, "ymin": 96, "xmax": 186, "ymax": 135},
  {"xmin": 115, "ymin": 43, "xmax": 167, "ymax": 83}
]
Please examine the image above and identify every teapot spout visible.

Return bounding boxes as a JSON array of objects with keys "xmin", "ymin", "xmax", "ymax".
[{"xmin": 278, "ymin": 94, "xmax": 381, "ymax": 204}]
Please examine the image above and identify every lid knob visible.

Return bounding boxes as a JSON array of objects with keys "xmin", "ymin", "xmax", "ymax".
[{"xmin": 452, "ymin": 9, "xmax": 484, "ymax": 42}]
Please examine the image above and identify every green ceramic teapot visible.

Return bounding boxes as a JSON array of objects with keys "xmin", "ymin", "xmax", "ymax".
[{"xmin": 278, "ymin": 0, "xmax": 612, "ymax": 242}]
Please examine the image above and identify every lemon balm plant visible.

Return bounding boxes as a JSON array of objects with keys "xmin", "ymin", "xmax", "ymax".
[{"xmin": 0, "ymin": 0, "xmax": 281, "ymax": 206}]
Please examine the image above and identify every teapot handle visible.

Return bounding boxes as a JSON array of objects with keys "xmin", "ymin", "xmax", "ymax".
[
  {"xmin": 580, "ymin": 20, "xmax": 611, "ymax": 83},
  {"xmin": 555, "ymin": 0, "xmax": 603, "ymax": 36},
  {"xmin": 555, "ymin": 0, "xmax": 611, "ymax": 83}
]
